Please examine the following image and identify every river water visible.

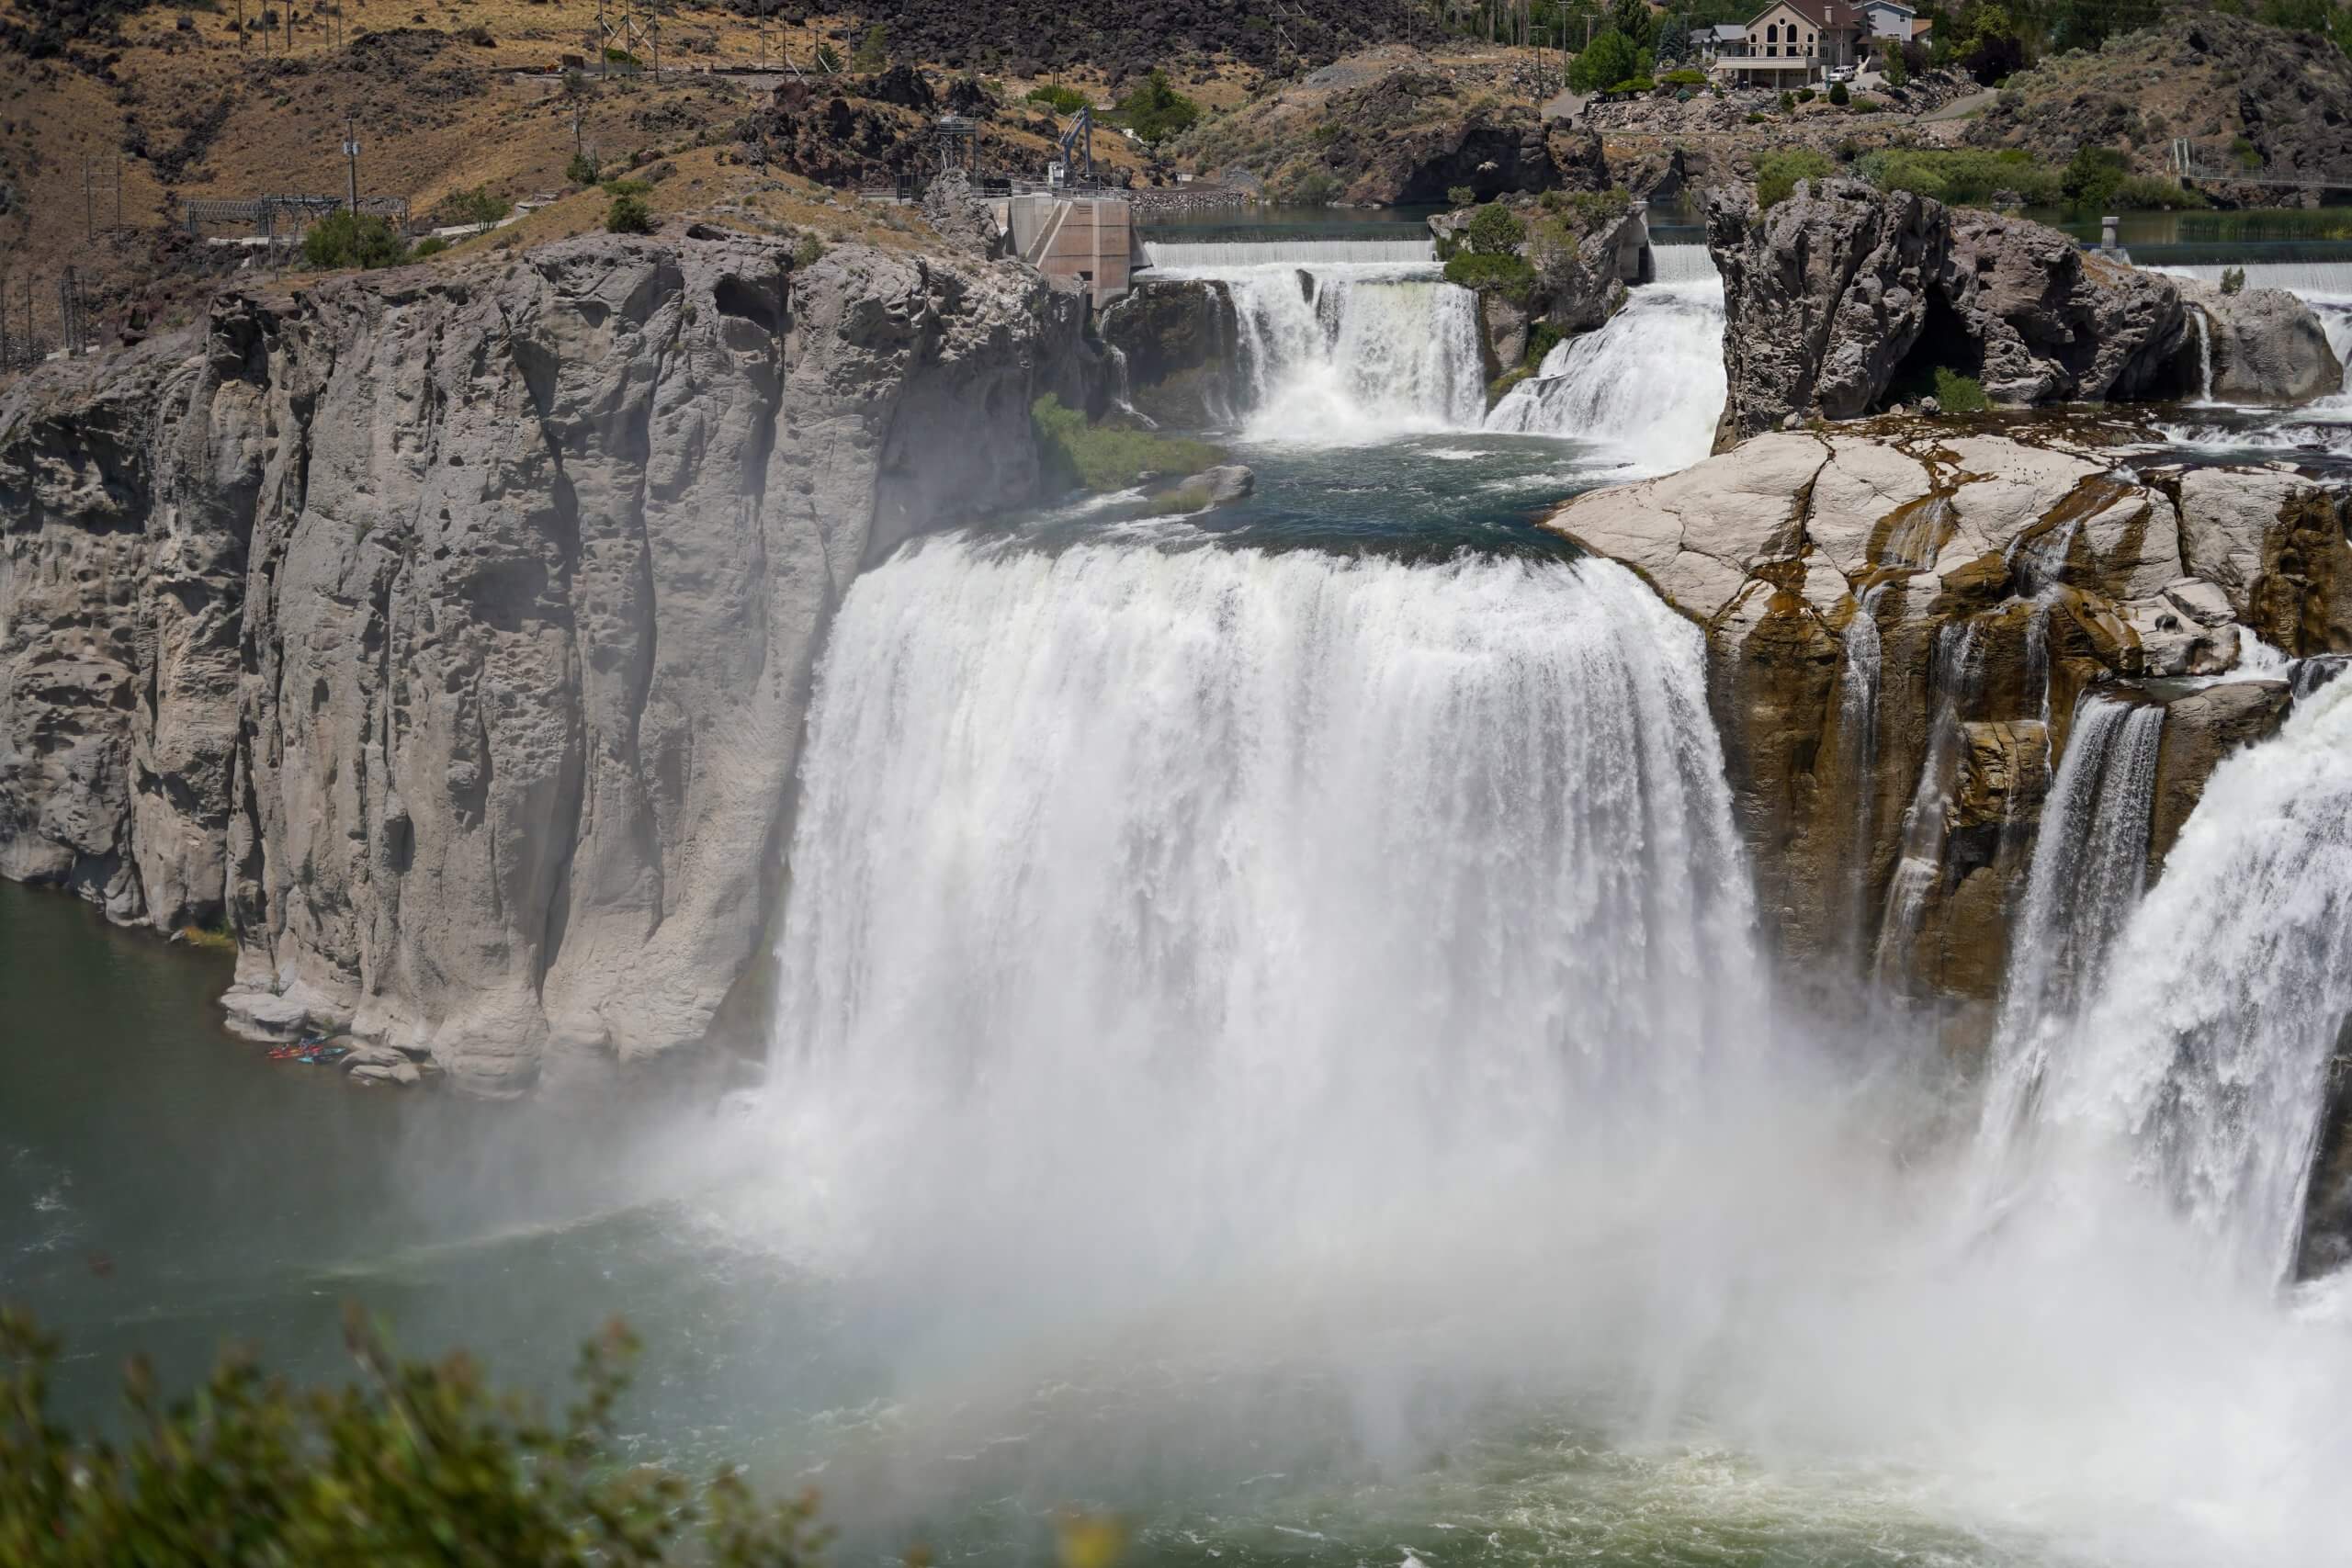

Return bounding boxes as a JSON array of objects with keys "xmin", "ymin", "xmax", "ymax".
[{"xmin": 7, "ymin": 259, "xmax": 2352, "ymax": 1568}]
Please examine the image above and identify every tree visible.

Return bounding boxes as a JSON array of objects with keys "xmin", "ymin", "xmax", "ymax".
[
  {"xmin": 1113, "ymin": 69, "xmax": 1200, "ymax": 144},
  {"xmin": 1464, "ymin": 200, "xmax": 1527, "ymax": 254},
  {"xmin": 0, "ymin": 1305, "xmax": 826, "ymax": 1566},
  {"xmin": 1827, "ymin": 79, "xmax": 1849, "ymax": 104},
  {"xmin": 1568, "ymin": 25, "xmax": 1642, "ymax": 91},
  {"xmin": 2062, "ymin": 144, "xmax": 2129, "ymax": 212},
  {"xmin": 301, "ymin": 210, "xmax": 408, "ymax": 270},
  {"xmin": 447, "ymin": 186, "xmax": 510, "ymax": 231},
  {"xmin": 1883, "ymin": 44, "xmax": 1908, "ymax": 86},
  {"xmin": 606, "ymin": 193, "xmax": 654, "ymax": 233},
  {"xmin": 853, "ymin": 22, "xmax": 888, "ymax": 71},
  {"xmin": 1950, "ymin": 2, "xmax": 2027, "ymax": 84}
]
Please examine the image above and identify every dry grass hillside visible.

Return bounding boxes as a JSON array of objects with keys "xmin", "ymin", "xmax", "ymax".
[{"xmin": 0, "ymin": 0, "xmax": 1188, "ymax": 355}]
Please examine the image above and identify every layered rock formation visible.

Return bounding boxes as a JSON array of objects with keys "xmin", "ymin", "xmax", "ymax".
[
  {"xmin": 1, "ymin": 232, "xmax": 1098, "ymax": 1089},
  {"xmin": 1100, "ymin": 278, "xmax": 1242, "ymax": 428},
  {"xmin": 1545, "ymin": 423, "xmax": 2351, "ymax": 1040},
  {"xmin": 1705, "ymin": 180, "xmax": 2340, "ymax": 446},
  {"xmin": 2175, "ymin": 278, "xmax": 2345, "ymax": 405}
]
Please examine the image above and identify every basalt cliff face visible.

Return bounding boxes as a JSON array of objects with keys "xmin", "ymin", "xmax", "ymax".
[
  {"xmin": 1548, "ymin": 422, "xmax": 2351, "ymax": 1043},
  {"xmin": 1706, "ymin": 181, "xmax": 2342, "ymax": 447},
  {"xmin": 1, "ymin": 232, "xmax": 1097, "ymax": 1089}
]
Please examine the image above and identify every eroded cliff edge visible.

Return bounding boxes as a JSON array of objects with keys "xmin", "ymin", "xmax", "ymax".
[{"xmin": 1, "ymin": 231, "xmax": 1098, "ymax": 1089}]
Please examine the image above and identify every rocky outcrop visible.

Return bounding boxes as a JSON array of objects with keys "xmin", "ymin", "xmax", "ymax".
[
  {"xmin": 1181, "ymin": 51, "xmax": 1611, "ymax": 207},
  {"xmin": 1701, "ymin": 181, "xmax": 2334, "ymax": 446},
  {"xmin": 1544, "ymin": 423, "xmax": 2343, "ymax": 1038},
  {"xmin": 1, "ymin": 231, "xmax": 1100, "ymax": 1089},
  {"xmin": 1430, "ymin": 196, "xmax": 1644, "ymax": 387},
  {"xmin": 2176, "ymin": 279, "xmax": 2345, "ymax": 405},
  {"xmin": 1100, "ymin": 279, "xmax": 1241, "ymax": 427}
]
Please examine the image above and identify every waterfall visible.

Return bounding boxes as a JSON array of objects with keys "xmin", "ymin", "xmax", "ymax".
[
  {"xmin": 1998, "ymin": 676, "xmax": 2352, "ymax": 1285},
  {"xmin": 1872, "ymin": 621, "xmax": 1984, "ymax": 990},
  {"xmin": 1649, "ymin": 243, "xmax": 1719, "ymax": 283},
  {"xmin": 2191, "ymin": 307, "xmax": 2214, "ymax": 404},
  {"xmin": 767, "ymin": 536, "xmax": 1760, "ymax": 1288},
  {"xmin": 1837, "ymin": 583, "xmax": 1891, "ymax": 959},
  {"xmin": 1482, "ymin": 280, "xmax": 1728, "ymax": 470},
  {"xmin": 1146, "ymin": 238, "xmax": 1435, "ymax": 267},
  {"xmin": 1978, "ymin": 694, "xmax": 2166, "ymax": 1146},
  {"xmin": 2163, "ymin": 260, "xmax": 2352, "ymax": 298},
  {"xmin": 1191, "ymin": 264, "xmax": 1486, "ymax": 440}
]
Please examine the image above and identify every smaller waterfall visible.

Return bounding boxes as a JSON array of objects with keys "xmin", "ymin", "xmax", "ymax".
[
  {"xmin": 2003, "ymin": 676, "xmax": 2352, "ymax": 1284},
  {"xmin": 2191, "ymin": 307, "xmax": 2215, "ymax": 404},
  {"xmin": 1206, "ymin": 265, "xmax": 1486, "ymax": 441},
  {"xmin": 1978, "ymin": 694, "xmax": 2167, "ymax": 1145},
  {"xmin": 1649, "ymin": 244, "xmax": 1720, "ymax": 283},
  {"xmin": 2163, "ymin": 260, "xmax": 2352, "ymax": 298},
  {"xmin": 1482, "ymin": 280, "xmax": 1728, "ymax": 470},
  {"xmin": 1146, "ymin": 238, "xmax": 1435, "ymax": 267},
  {"xmin": 1837, "ymin": 583, "xmax": 1892, "ymax": 959},
  {"xmin": 1873, "ymin": 621, "xmax": 1984, "ymax": 990}
]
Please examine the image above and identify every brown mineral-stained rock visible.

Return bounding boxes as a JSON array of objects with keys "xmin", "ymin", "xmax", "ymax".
[
  {"xmin": 0, "ymin": 230, "xmax": 1102, "ymax": 1090},
  {"xmin": 1544, "ymin": 420, "xmax": 2346, "ymax": 1025}
]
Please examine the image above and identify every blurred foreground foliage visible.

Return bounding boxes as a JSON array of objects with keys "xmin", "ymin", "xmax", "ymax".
[{"xmin": 0, "ymin": 1303, "xmax": 825, "ymax": 1567}]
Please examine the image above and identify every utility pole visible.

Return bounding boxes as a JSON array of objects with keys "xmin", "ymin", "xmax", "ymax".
[
  {"xmin": 114, "ymin": 153, "xmax": 121, "ymax": 226},
  {"xmin": 84, "ymin": 158, "xmax": 93, "ymax": 241},
  {"xmin": 236, "ymin": 0, "xmax": 245, "ymax": 47},
  {"xmin": 344, "ymin": 114, "xmax": 360, "ymax": 214},
  {"xmin": 597, "ymin": 0, "xmax": 607, "ymax": 79}
]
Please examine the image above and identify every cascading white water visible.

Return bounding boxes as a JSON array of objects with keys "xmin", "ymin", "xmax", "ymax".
[
  {"xmin": 1146, "ymin": 237, "xmax": 1436, "ymax": 267},
  {"xmin": 2164, "ymin": 261, "xmax": 2352, "ymax": 297},
  {"xmin": 1978, "ymin": 694, "xmax": 2166, "ymax": 1148},
  {"xmin": 1649, "ymin": 243, "xmax": 1720, "ymax": 283},
  {"xmin": 1873, "ymin": 622, "xmax": 1984, "ymax": 990},
  {"xmin": 767, "ymin": 535, "xmax": 1760, "ymax": 1294},
  {"xmin": 1837, "ymin": 583, "xmax": 1891, "ymax": 955},
  {"xmin": 1483, "ymin": 280, "xmax": 1729, "ymax": 470},
  {"xmin": 1166, "ymin": 263, "xmax": 1487, "ymax": 440},
  {"xmin": 1997, "ymin": 676, "xmax": 2352, "ymax": 1285},
  {"xmin": 2190, "ymin": 307, "xmax": 2214, "ymax": 404}
]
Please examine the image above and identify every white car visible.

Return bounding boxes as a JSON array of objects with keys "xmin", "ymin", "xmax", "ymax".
[{"xmin": 1826, "ymin": 64, "xmax": 1857, "ymax": 83}]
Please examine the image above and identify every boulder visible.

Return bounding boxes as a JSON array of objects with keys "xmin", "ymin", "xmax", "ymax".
[
  {"xmin": 1701, "ymin": 181, "xmax": 2307, "ymax": 445},
  {"xmin": 1170, "ymin": 464, "xmax": 1255, "ymax": 508},
  {"xmin": 2176, "ymin": 280, "xmax": 2344, "ymax": 404}
]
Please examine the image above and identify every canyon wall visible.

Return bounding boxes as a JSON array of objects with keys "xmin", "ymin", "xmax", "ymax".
[{"xmin": 0, "ymin": 232, "xmax": 1097, "ymax": 1089}]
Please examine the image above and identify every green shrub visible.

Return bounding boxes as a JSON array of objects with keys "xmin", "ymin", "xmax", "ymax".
[
  {"xmin": 605, "ymin": 194, "xmax": 654, "ymax": 233},
  {"xmin": 813, "ymin": 40, "xmax": 841, "ymax": 73},
  {"xmin": 1854, "ymin": 146, "xmax": 2061, "ymax": 207},
  {"xmin": 2231, "ymin": 135, "xmax": 2262, "ymax": 170},
  {"xmin": 1447, "ymin": 184, "xmax": 1477, "ymax": 208},
  {"xmin": 300, "ymin": 209, "xmax": 408, "ymax": 270},
  {"xmin": 446, "ymin": 185, "xmax": 510, "ymax": 230},
  {"xmin": 1024, "ymin": 83, "xmax": 1087, "ymax": 114},
  {"xmin": 790, "ymin": 232, "xmax": 825, "ymax": 268},
  {"xmin": 1663, "ymin": 68, "xmax": 1707, "ymax": 85},
  {"xmin": 602, "ymin": 44, "xmax": 638, "ymax": 66},
  {"xmin": 2220, "ymin": 265, "xmax": 2247, "ymax": 296},
  {"xmin": 411, "ymin": 236, "xmax": 450, "ymax": 258},
  {"xmin": 1796, "ymin": 86, "xmax": 1816, "ymax": 102},
  {"xmin": 565, "ymin": 150, "xmax": 600, "ymax": 186},
  {"xmin": 1463, "ymin": 200, "xmax": 1526, "ymax": 254},
  {"xmin": 2112, "ymin": 174, "xmax": 2208, "ymax": 210},
  {"xmin": 1745, "ymin": 111, "xmax": 1769, "ymax": 123},
  {"xmin": 1932, "ymin": 367, "xmax": 1990, "ymax": 412},
  {"xmin": 1442, "ymin": 250, "xmax": 1540, "ymax": 305},
  {"xmin": 0, "ymin": 1305, "xmax": 826, "ymax": 1567},
  {"xmin": 1755, "ymin": 148, "xmax": 1835, "ymax": 209},
  {"xmin": 1275, "ymin": 168, "xmax": 1340, "ymax": 206},
  {"xmin": 1612, "ymin": 73, "xmax": 1657, "ymax": 93},
  {"xmin": 602, "ymin": 177, "xmax": 650, "ymax": 198},
  {"xmin": 1883, "ymin": 48, "xmax": 1909, "ymax": 87},
  {"xmin": 2063, "ymin": 145, "xmax": 2130, "ymax": 213},
  {"xmin": 1113, "ymin": 69, "xmax": 1200, "ymax": 144},
  {"xmin": 1567, "ymin": 27, "xmax": 1645, "ymax": 93},
  {"xmin": 853, "ymin": 22, "xmax": 888, "ymax": 71},
  {"xmin": 1032, "ymin": 395, "xmax": 1222, "ymax": 491},
  {"xmin": 1524, "ymin": 320, "xmax": 1567, "ymax": 368},
  {"xmin": 1780, "ymin": 90, "xmax": 1796, "ymax": 111},
  {"xmin": 1827, "ymin": 80, "xmax": 1849, "ymax": 105}
]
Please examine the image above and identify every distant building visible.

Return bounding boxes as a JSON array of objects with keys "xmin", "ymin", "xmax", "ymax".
[
  {"xmin": 1712, "ymin": 0, "xmax": 1862, "ymax": 85},
  {"xmin": 1690, "ymin": 22, "xmax": 1749, "ymax": 60},
  {"xmin": 1858, "ymin": 0, "xmax": 1917, "ymax": 42}
]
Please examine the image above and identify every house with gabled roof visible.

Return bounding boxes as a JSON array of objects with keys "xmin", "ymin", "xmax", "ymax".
[{"xmin": 1711, "ymin": 0, "xmax": 1862, "ymax": 85}]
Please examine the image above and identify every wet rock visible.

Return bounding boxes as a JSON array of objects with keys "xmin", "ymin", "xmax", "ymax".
[
  {"xmin": 1100, "ymin": 280, "xmax": 1242, "ymax": 428},
  {"xmin": 1177, "ymin": 465, "xmax": 1255, "ymax": 507},
  {"xmin": 1544, "ymin": 422, "xmax": 2344, "ymax": 1017},
  {"xmin": 2177, "ymin": 280, "xmax": 2344, "ymax": 404}
]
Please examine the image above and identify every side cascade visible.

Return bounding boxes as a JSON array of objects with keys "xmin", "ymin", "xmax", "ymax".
[
  {"xmin": 1483, "ymin": 280, "xmax": 1729, "ymax": 471},
  {"xmin": 764, "ymin": 536, "xmax": 1762, "ymax": 1284},
  {"xmin": 1169, "ymin": 263, "xmax": 1487, "ymax": 439},
  {"xmin": 1989, "ymin": 675, "xmax": 2352, "ymax": 1285},
  {"xmin": 1977, "ymin": 692, "xmax": 2167, "ymax": 1145}
]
